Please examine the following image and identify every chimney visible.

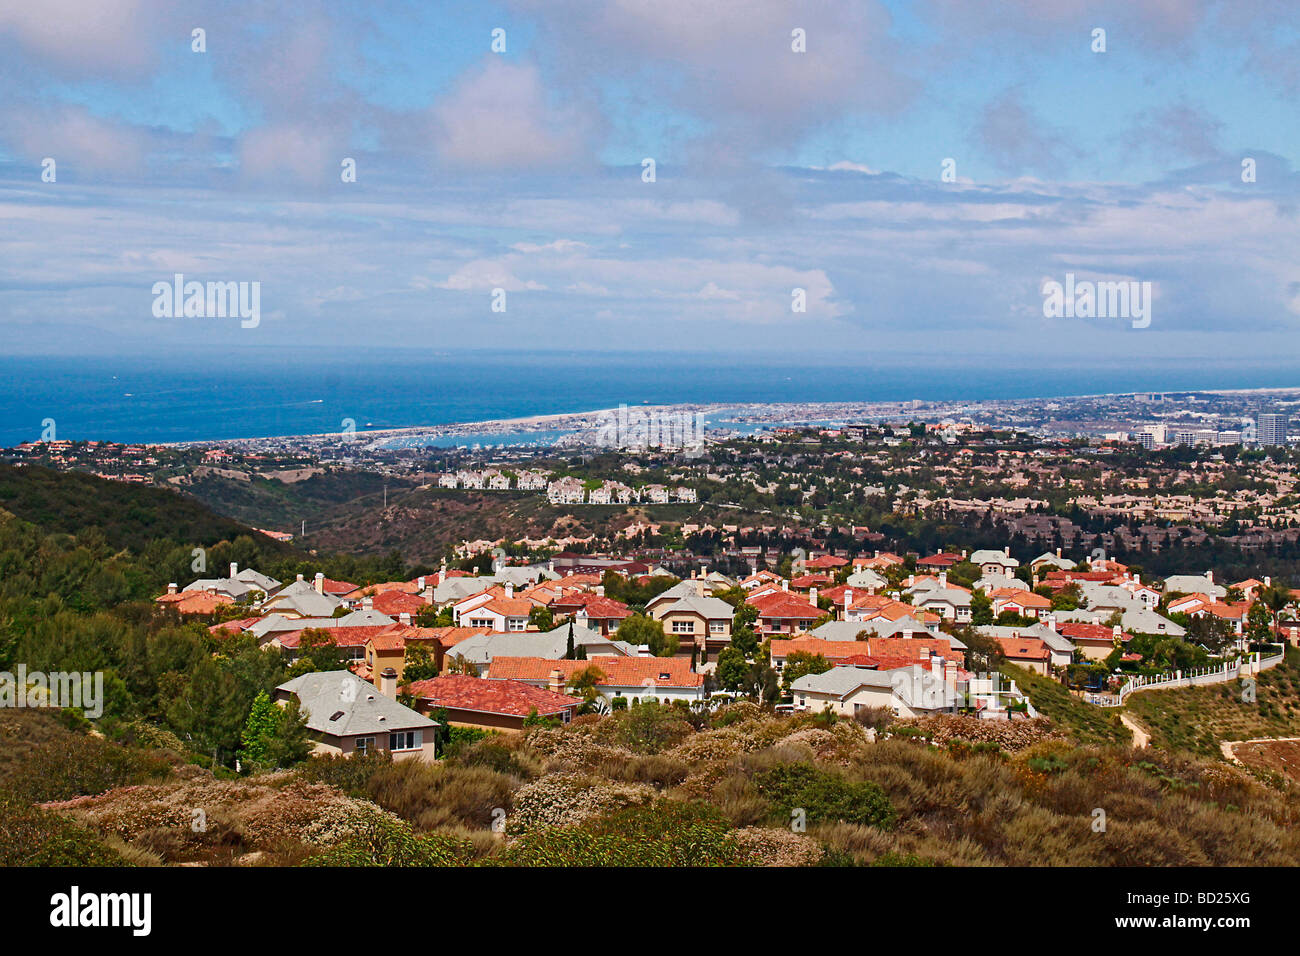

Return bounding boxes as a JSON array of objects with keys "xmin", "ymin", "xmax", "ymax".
[
  {"xmin": 230, "ymin": 562, "xmax": 239, "ymax": 578},
  {"xmin": 1206, "ymin": 570, "xmax": 1214, "ymax": 584},
  {"xmin": 781, "ymin": 579, "xmax": 788, "ymax": 591},
  {"xmin": 417, "ymin": 575, "xmax": 426, "ymax": 591},
  {"xmin": 944, "ymin": 657, "xmax": 958, "ymax": 689},
  {"xmin": 1112, "ymin": 624, "xmax": 1122, "ymax": 641},
  {"xmin": 314, "ymin": 572, "xmax": 325, "ymax": 595},
  {"xmin": 961, "ymin": 549, "xmax": 967, "ymax": 559},
  {"xmin": 167, "ymin": 582, "xmax": 178, "ymax": 595},
  {"xmin": 809, "ymin": 587, "xmax": 818, "ymax": 606},
  {"xmin": 1046, "ymin": 616, "xmax": 1057, "ymax": 632},
  {"xmin": 1265, "ymin": 575, "xmax": 1272, "ymax": 587},
  {"xmin": 548, "ymin": 560, "xmax": 555, "ymax": 573},
  {"xmin": 930, "ymin": 654, "xmax": 944, "ymax": 679},
  {"xmin": 595, "ymin": 585, "xmax": 605, "ymax": 597},
  {"xmin": 691, "ymin": 569, "xmax": 697, "ymax": 579},
  {"xmin": 547, "ymin": 669, "xmax": 565, "ymax": 695},
  {"xmin": 437, "ymin": 568, "xmax": 446, "ymax": 586},
  {"xmin": 843, "ymin": 588, "xmax": 853, "ymax": 610},
  {"xmin": 296, "ymin": 573, "xmax": 304, "ymax": 583},
  {"xmin": 939, "ymin": 572, "xmax": 947, "ymax": 589},
  {"xmin": 1004, "ymin": 546, "xmax": 1010, "ymax": 557},
  {"xmin": 1056, "ymin": 547, "xmax": 1062, "ymax": 557},
  {"xmin": 363, "ymin": 596, "xmax": 373, "ymax": 610},
  {"xmin": 379, "ymin": 667, "xmax": 398, "ymax": 698},
  {"xmin": 505, "ymin": 582, "xmax": 514, "ymax": 599}
]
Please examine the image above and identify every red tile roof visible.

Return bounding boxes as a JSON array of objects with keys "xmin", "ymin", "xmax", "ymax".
[
  {"xmin": 487, "ymin": 656, "xmax": 704, "ymax": 689},
  {"xmin": 406, "ymin": 675, "xmax": 581, "ymax": 718},
  {"xmin": 1058, "ymin": 622, "xmax": 1132, "ymax": 644}
]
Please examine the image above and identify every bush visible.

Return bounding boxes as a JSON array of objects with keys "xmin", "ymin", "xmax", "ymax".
[{"xmin": 752, "ymin": 762, "xmax": 896, "ymax": 829}]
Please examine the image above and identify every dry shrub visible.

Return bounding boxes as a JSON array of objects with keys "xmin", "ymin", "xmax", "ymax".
[
  {"xmin": 606, "ymin": 753, "xmax": 690, "ymax": 789},
  {"xmin": 732, "ymin": 826, "xmax": 824, "ymax": 866},
  {"xmin": 367, "ymin": 761, "xmax": 518, "ymax": 830},
  {"xmin": 508, "ymin": 772, "xmax": 656, "ymax": 832}
]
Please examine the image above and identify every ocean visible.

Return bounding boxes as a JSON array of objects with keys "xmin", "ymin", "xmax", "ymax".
[{"xmin": 1, "ymin": 350, "xmax": 1297, "ymax": 447}]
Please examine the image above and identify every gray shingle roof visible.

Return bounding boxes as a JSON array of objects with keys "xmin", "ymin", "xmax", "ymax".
[{"xmin": 277, "ymin": 671, "xmax": 437, "ymax": 737}]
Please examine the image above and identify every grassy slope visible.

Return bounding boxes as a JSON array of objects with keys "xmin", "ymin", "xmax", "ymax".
[
  {"xmin": 0, "ymin": 463, "xmax": 290, "ymax": 554},
  {"xmin": 1124, "ymin": 647, "xmax": 1300, "ymax": 758},
  {"xmin": 1002, "ymin": 664, "xmax": 1133, "ymax": 746}
]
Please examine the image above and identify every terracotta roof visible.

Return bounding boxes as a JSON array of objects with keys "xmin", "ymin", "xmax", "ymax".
[
  {"xmin": 487, "ymin": 655, "xmax": 704, "ymax": 689},
  {"xmin": 370, "ymin": 590, "xmax": 429, "ymax": 616},
  {"xmin": 208, "ymin": 616, "xmax": 261, "ymax": 635},
  {"xmin": 406, "ymin": 675, "xmax": 581, "ymax": 718},
  {"xmin": 1058, "ymin": 622, "xmax": 1132, "ymax": 644},
  {"xmin": 994, "ymin": 636, "xmax": 1050, "ymax": 661},
  {"xmin": 771, "ymin": 638, "xmax": 866, "ymax": 660},
  {"xmin": 155, "ymin": 591, "xmax": 233, "ymax": 614},
  {"xmin": 992, "ymin": 589, "xmax": 1051, "ymax": 608},
  {"xmin": 750, "ymin": 592, "xmax": 821, "ymax": 618}
]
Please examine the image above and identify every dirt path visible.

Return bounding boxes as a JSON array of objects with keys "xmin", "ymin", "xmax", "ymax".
[
  {"xmin": 1120, "ymin": 713, "xmax": 1149, "ymax": 749},
  {"xmin": 1220, "ymin": 736, "xmax": 1300, "ymax": 765}
]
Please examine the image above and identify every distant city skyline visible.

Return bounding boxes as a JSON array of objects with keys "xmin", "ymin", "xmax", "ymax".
[{"xmin": 1, "ymin": 2, "xmax": 1298, "ymax": 362}]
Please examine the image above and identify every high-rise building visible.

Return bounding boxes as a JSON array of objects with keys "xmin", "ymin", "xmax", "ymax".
[{"xmin": 1257, "ymin": 413, "xmax": 1288, "ymax": 446}]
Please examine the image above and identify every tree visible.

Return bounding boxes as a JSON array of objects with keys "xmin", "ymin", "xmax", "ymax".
[
  {"xmin": 970, "ymin": 590, "xmax": 993, "ymax": 625},
  {"xmin": 402, "ymin": 643, "xmax": 439, "ymax": 682},
  {"xmin": 715, "ymin": 646, "xmax": 750, "ymax": 692},
  {"xmin": 529, "ymin": 605, "xmax": 554, "ymax": 631},
  {"xmin": 781, "ymin": 651, "xmax": 831, "ymax": 693},
  {"xmin": 616, "ymin": 613, "xmax": 676, "ymax": 657},
  {"xmin": 733, "ymin": 602, "xmax": 759, "ymax": 631},
  {"xmin": 239, "ymin": 694, "xmax": 311, "ymax": 770},
  {"xmin": 567, "ymin": 664, "xmax": 607, "ymax": 708},
  {"xmin": 1245, "ymin": 601, "xmax": 1273, "ymax": 647}
]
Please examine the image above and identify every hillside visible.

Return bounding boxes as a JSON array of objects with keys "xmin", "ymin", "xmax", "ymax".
[
  {"xmin": 1001, "ymin": 664, "xmax": 1134, "ymax": 746},
  {"xmin": 1124, "ymin": 648, "xmax": 1300, "ymax": 758},
  {"xmin": 0, "ymin": 463, "xmax": 293, "ymax": 555}
]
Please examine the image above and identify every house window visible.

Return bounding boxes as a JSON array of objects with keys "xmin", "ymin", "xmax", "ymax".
[
  {"xmin": 709, "ymin": 621, "xmax": 726, "ymax": 634},
  {"xmin": 508, "ymin": 618, "xmax": 526, "ymax": 631},
  {"xmin": 354, "ymin": 736, "xmax": 375, "ymax": 754},
  {"xmin": 389, "ymin": 731, "xmax": 420, "ymax": 752},
  {"xmin": 672, "ymin": 620, "xmax": 695, "ymax": 634}
]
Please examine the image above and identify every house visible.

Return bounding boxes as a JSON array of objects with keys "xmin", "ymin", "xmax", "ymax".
[
  {"xmin": 548, "ymin": 592, "xmax": 632, "ymax": 636},
  {"xmin": 990, "ymin": 588, "xmax": 1052, "ymax": 619},
  {"xmin": 446, "ymin": 622, "xmax": 635, "ymax": 675},
  {"xmin": 1030, "ymin": 550, "xmax": 1075, "ymax": 573},
  {"xmin": 993, "ymin": 636, "xmax": 1051, "ymax": 674},
  {"xmin": 487, "ymin": 655, "xmax": 706, "ymax": 705},
  {"xmin": 917, "ymin": 552, "xmax": 964, "ymax": 570},
  {"xmin": 156, "ymin": 587, "xmax": 234, "ymax": 615},
  {"xmin": 406, "ymin": 675, "xmax": 580, "ymax": 731},
  {"xmin": 978, "ymin": 623, "xmax": 1074, "ymax": 668},
  {"xmin": 749, "ymin": 591, "xmax": 822, "ymax": 635},
  {"xmin": 546, "ymin": 478, "xmax": 586, "ymax": 505},
  {"xmin": 909, "ymin": 580, "xmax": 973, "ymax": 622},
  {"xmin": 641, "ymin": 484, "xmax": 670, "ymax": 504},
  {"xmin": 789, "ymin": 660, "xmax": 958, "ymax": 718},
  {"xmin": 1163, "ymin": 572, "xmax": 1226, "ymax": 600},
  {"xmin": 649, "ymin": 594, "xmax": 736, "ymax": 649},
  {"xmin": 461, "ymin": 596, "xmax": 537, "ymax": 632},
  {"xmin": 969, "ymin": 548, "xmax": 1019, "ymax": 577},
  {"xmin": 260, "ymin": 575, "xmax": 343, "ymax": 618},
  {"xmin": 1056, "ymin": 622, "xmax": 1133, "ymax": 661},
  {"xmin": 274, "ymin": 670, "xmax": 438, "ymax": 761}
]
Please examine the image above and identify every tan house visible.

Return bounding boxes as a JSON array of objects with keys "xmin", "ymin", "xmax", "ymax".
[{"xmin": 274, "ymin": 670, "xmax": 438, "ymax": 761}]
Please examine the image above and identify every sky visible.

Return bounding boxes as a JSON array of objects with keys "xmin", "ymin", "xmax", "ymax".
[{"xmin": 1, "ymin": 0, "xmax": 1299, "ymax": 364}]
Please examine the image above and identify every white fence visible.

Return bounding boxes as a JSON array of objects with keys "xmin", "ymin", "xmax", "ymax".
[{"xmin": 1085, "ymin": 649, "xmax": 1285, "ymax": 707}]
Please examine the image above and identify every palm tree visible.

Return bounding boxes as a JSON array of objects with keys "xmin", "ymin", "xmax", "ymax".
[{"xmin": 566, "ymin": 664, "xmax": 607, "ymax": 704}]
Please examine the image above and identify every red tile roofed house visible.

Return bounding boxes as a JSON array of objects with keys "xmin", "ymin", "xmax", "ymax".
[
  {"xmin": 155, "ymin": 589, "xmax": 234, "ymax": 616},
  {"xmin": 462, "ymin": 596, "xmax": 540, "ymax": 633},
  {"xmin": 1197, "ymin": 602, "xmax": 1249, "ymax": 636},
  {"xmin": 857, "ymin": 552, "xmax": 905, "ymax": 570},
  {"xmin": 405, "ymin": 675, "xmax": 580, "ymax": 731},
  {"xmin": 272, "ymin": 625, "xmax": 396, "ymax": 664},
  {"xmin": 917, "ymin": 552, "xmax": 963, "ymax": 569},
  {"xmin": 801, "ymin": 554, "xmax": 848, "ymax": 570},
  {"xmin": 1166, "ymin": 593, "xmax": 1214, "ymax": 616},
  {"xmin": 990, "ymin": 588, "xmax": 1052, "ymax": 619},
  {"xmin": 317, "ymin": 577, "xmax": 358, "ymax": 597},
  {"xmin": 1056, "ymin": 622, "xmax": 1132, "ymax": 661},
  {"xmin": 789, "ymin": 573, "xmax": 834, "ymax": 591},
  {"xmin": 769, "ymin": 635, "xmax": 961, "ymax": 676},
  {"xmin": 369, "ymin": 589, "xmax": 430, "ymax": 619},
  {"xmin": 548, "ymin": 592, "xmax": 633, "ymax": 636},
  {"xmin": 359, "ymin": 624, "xmax": 447, "ymax": 682},
  {"xmin": 1233, "ymin": 578, "xmax": 1268, "ymax": 602},
  {"xmin": 486, "ymin": 656, "xmax": 705, "ymax": 705},
  {"xmin": 209, "ymin": 616, "xmax": 262, "ymax": 636},
  {"xmin": 993, "ymin": 636, "xmax": 1051, "ymax": 674},
  {"xmin": 749, "ymin": 590, "xmax": 823, "ymax": 635},
  {"xmin": 1039, "ymin": 570, "xmax": 1120, "ymax": 589}
]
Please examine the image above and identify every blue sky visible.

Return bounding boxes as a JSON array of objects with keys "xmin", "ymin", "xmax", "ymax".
[{"xmin": 1, "ymin": 0, "xmax": 1299, "ymax": 362}]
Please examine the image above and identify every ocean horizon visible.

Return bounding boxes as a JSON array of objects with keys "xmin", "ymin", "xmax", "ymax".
[{"xmin": 2, "ymin": 350, "xmax": 1298, "ymax": 447}]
